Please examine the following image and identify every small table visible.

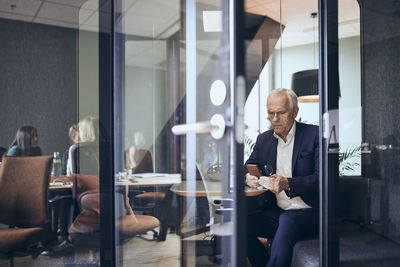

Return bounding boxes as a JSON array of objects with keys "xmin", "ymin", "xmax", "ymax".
[
  {"xmin": 116, "ymin": 173, "xmax": 181, "ymax": 187},
  {"xmin": 171, "ymin": 180, "xmax": 268, "ymax": 266},
  {"xmin": 170, "ymin": 180, "xmax": 267, "ymax": 197},
  {"xmin": 49, "ymin": 174, "xmax": 182, "ymax": 190},
  {"xmin": 170, "ymin": 180, "xmax": 268, "ymax": 235}
]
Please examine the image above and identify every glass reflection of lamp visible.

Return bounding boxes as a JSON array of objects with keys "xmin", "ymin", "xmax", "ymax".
[
  {"xmin": 206, "ymin": 142, "xmax": 221, "ymax": 181},
  {"xmin": 206, "ymin": 158, "xmax": 221, "ymax": 181}
]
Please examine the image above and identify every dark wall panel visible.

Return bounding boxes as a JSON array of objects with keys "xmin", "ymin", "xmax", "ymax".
[
  {"xmin": 361, "ymin": 0, "xmax": 400, "ymax": 243},
  {"xmin": 362, "ymin": 0, "xmax": 400, "ymax": 146},
  {"xmin": 0, "ymin": 18, "xmax": 77, "ymax": 156}
]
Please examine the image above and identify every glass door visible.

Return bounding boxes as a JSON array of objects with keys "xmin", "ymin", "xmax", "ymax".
[
  {"xmin": 323, "ymin": 0, "xmax": 400, "ymax": 265},
  {"xmin": 172, "ymin": 0, "xmax": 246, "ymax": 266},
  {"xmin": 113, "ymin": 0, "xmax": 245, "ymax": 266}
]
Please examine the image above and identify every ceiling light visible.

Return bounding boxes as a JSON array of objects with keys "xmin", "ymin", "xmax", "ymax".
[
  {"xmin": 203, "ymin": 11, "xmax": 222, "ymax": 32},
  {"xmin": 291, "ymin": 69, "xmax": 319, "ymax": 102}
]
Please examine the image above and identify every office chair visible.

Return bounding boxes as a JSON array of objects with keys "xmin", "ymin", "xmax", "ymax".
[
  {"xmin": 70, "ymin": 142, "xmax": 99, "ymax": 175},
  {"xmin": 126, "ymin": 148, "xmax": 169, "ymax": 240},
  {"xmin": 126, "ymin": 147, "xmax": 154, "ymax": 174},
  {"xmin": 128, "ymin": 149, "xmax": 165, "ymax": 206},
  {"xmin": 0, "ymin": 156, "xmax": 59, "ymax": 267},
  {"xmin": 69, "ymin": 144, "xmax": 162, "ymax": 242},
  {"xmin": 68, "ymin": 174, "xmax": 160, "ymax": 248},
  {"xmin": 57, "ymin": 141, "xmax": 100, "ymax": 242}
]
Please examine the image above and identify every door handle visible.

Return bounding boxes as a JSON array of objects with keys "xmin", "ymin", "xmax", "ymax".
[
  {"xmin": 172, "ymin": 113, "xmax": 226, "ymax": 139},
  {"xmin": 235, "ymin": 75, "xmax": 245, "ymax": 144}
]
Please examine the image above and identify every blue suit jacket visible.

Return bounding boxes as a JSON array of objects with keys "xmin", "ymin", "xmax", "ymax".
[{"xmin": 246, "ymin": 122, "xmax": 319, "ymax": 209}]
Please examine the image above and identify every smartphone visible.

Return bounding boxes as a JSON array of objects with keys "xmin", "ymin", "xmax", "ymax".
[{"xmin": 246, "ymin": 164, "xmax": 262, "ymax": 178}]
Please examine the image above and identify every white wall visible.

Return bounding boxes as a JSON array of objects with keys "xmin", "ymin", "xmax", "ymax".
[{"xmin": 78, "ymin": 30, "xmax": 99, "ymax": 120}]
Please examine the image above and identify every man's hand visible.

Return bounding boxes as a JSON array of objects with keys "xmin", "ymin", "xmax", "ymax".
[
  {"xmin": 259, "ymin": 174, "xmax": 290, "ymax": 194},
  {"xmin": 245, "ymin": 173, "xmax": 259, "ymax": 188}
]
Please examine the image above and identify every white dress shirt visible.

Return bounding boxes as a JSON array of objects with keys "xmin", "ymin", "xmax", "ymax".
[
  {"xmin": 274, "ymin": 122, "xmax": 311, "ymax": 210},
  {"xmin": 66, "ymin": 145, "xmax": 74, "ymax": 176}
]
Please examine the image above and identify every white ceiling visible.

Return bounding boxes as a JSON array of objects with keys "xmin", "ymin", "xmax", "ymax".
[
  {"xmin": 246, "ymin": 0, "xmax": 360, "ymax": 47},
  {"xmin": 0, "ymin": 0, "xmax": 360, "ymax": 42},
  {"xmin": 0, "ymin": 0, "xmax": 360, "ymax": 68},
  {"xmin": 0, "ymin": 0, "xmax": 97, "ymax": 30}
]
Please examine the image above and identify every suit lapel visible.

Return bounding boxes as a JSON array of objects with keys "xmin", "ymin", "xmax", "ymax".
[
  {"xmin": 271, "ymin": 136, "xmax": 277, "ymax": 174},
  {"xmin": 292, "ymin": 122, "xmax": 303, "ymax": 173}
]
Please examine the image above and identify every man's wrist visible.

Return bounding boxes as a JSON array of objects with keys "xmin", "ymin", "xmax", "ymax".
[
  {"xmin": 284, "ymin": 177, "xmax": 290, "ymax": 190},
  {"xmin": 285, "ymin": 179, "xmax": 291, "ymax": 197}
]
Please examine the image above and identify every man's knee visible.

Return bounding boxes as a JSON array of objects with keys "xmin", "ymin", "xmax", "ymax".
[
  {"xmin": 276, "ymin": 210, "xmax": 317, "ymax": 240},
  {"xmin": 278, "ymin": 211, "xmax": 299, "ymax": 228}
]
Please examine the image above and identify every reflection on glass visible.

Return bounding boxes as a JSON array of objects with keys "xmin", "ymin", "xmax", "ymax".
[
  {"xmin": 243, "ymin": 1, "xmax": 322, "ymax": 267},
  {"xmin": 338, "ymin": 0, "xmax": 361, "ymax": 176},
  {"xmin": 336, "ymin": 0, "xmax": 400, "ymax": 265},
  {"xmin": 115, "ymin": 0, "xmax": 238, "ymax": 265},
  {"xmin": 115, "ymin": 0, "xmax": 183, "ymax": 266}
]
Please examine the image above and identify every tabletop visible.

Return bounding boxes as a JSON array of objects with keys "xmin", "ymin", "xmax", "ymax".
[
  {"xmin": 170, "ymin": 180, "xmax": 268, "ymax": 197},
  {"xmin": 115, "ymin": 173, "xmax": 181, "ymax": 187},
  {"xmin": 49, "ymin": 173, "xmax": 181, "ymax": 190},
  {"xmin": 49, "ymin": 176, "xmax": 72, "ymax": 190}
]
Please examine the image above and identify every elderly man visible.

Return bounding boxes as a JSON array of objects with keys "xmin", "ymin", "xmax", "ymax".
[{"xmin": 246, "ymin": 88, "xmax": 319, "ymax": 267}]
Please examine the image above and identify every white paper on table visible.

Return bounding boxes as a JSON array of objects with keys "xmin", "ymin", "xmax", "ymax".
[{"xmin": 131, "ymin": 173, "xmax": 168, "ymax": 178}]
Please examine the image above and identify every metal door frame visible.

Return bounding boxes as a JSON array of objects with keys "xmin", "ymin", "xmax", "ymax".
[{"xmin": 319, "ymin": 0, "xmax": 340, "ymax": 266}]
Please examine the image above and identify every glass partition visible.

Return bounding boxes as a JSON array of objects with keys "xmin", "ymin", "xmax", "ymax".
[
  {"xmin": 338, "ymin": 0, "xmax": 361, "ymax": 177},
  {"xmin": 0, "ymin": 0, "xmax": 102, "ymax": 265},
  {"xmin": 244, "ymin": 0, "xmax": 320, "ymax": 161},
  {"xmin": 113, "ymin": 0, "xmax": 245, "ymax": 266},
  {"xmin": 327, "ymin": 0, "xmax": 400, "ymax": 265},
  {"xmin": 243, "ymin": 0, "xmax": 322, "ymax": 266},
  {"xmin": 113, "ymin": 0, "xmax": 187, "ymax": 265}
]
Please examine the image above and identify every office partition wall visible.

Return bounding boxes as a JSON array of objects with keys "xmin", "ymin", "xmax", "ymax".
[{"xmin": 321, "ymin": 0, "xmax": 400, "ymax": 266}]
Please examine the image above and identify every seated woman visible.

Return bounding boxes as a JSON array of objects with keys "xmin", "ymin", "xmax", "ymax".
[
  {"xmin": 66, "ymin": 116, "xmax": 98, "ymax": 175},
  {"xmin": 7, "ymin": 126, "xmax": 42, "ymax": 156}
]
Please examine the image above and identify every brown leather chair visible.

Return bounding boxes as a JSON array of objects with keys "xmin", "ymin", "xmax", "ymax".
[
  {"xmin": 68, "ymin": 174, "xmax": 159, "ymax": 247},
  {"xmin": 125, "ymin": 148, "xmax": 171, "ymax": 240},
  {"xmin": 0, "ymin": 155, "xmax": 54, "ymax": 266},
  {"xmin": 125, "ymin": 147, "xmax": 154, "ymax": 173},
  {"xmin": 129, "ymin": 149, "xmax": 166, "ymax": 206}
]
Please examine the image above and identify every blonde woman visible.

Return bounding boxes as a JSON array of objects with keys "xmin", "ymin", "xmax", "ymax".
[{"xmin": 66, "ymin": 117, "xmax": 98, "ymax": 175}]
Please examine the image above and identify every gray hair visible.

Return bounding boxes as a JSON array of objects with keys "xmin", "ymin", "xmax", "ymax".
[{"xmin": 268, "ymin": 88, "xmax": 298, "ymax": 110}]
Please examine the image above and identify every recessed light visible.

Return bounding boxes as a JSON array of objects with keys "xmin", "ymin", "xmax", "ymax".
[{"xmin": 203, "ymin": 11, "xmax": 222, "ymax": 32}]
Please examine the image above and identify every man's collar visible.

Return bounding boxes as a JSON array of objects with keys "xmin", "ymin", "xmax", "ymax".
[{"xmin": 273, "ymin": 121, "xmax": 296, "ymax": 142}]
